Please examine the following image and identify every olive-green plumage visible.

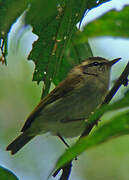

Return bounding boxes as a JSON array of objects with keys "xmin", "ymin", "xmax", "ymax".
[{"xmin": 6, "ymin": 57, "xmax": 121, "ymax": 155}]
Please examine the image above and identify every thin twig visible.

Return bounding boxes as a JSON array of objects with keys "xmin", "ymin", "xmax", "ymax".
[
  {"xmin": 53, "ymin": 161, "xmax": 72, "ymax": 180},
  {"xmin": 103, "ymin": 61, "xmax": 129, "ymax": 104},
  {"xmin": 81, "ymin": 61, "xmax": 129, "ymax": 137},
  {"xmin": 53, "ymin": 61, "xmax": 129, "ymax": 180}
]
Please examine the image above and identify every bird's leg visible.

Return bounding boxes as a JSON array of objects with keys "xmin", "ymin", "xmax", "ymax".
[
  {"xmin": 57, "ymin": 133, "xmax": 69, "ymax": 148},
  {"xmin": 57, "ymin": 133, "xmax": 77, "ymax": 161}
]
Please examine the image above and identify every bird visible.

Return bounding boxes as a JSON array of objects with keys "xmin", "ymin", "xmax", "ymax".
[{"xmin": 6, "ymin": 56, "xmax": 121, "ymax": 155}]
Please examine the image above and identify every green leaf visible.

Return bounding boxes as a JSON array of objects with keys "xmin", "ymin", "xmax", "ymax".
[
  {"xmin": 0, "ymin": 0, "xmax": 111, "ymax": 94},
  {"xmin": 27, "ymin": 0, "xmax": 88, "ymax": 84},
  {"xmin": 89, "ymin": 90, "xmax": 129, "ymax": 124},
  {"xmin": 0, "ymin": 0, "xmax": 30, "ymax": 63},
  {"xmin": 0, "ymin": 0, "xmax": 29, "ymax": 38},
  {"xmin": 26, "ymin": 0, "xmax": 110, "ymax": 95},
  {"xmin": 77, "ymin": 5, "xmax": 129, "ymax": 43},
  {"xmin": 56, "ymin": 90, "xmax": 129, "ymax": 169},
  {"xmin": 56, "ymin": 110, "xmax": 129, "ymax": 170},
  {"xmin": 0, "ymin": 166, "xmax": 18, "ymax": 180},
  {"xmin": 83, "ymin": 0, "xmax": 110, "ymax": 10},
  {"xmin": 54, "ymin": 41, "xmax": 93, "ymax": 85}
]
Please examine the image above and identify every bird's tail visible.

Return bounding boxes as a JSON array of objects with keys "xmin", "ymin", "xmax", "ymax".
[{"xmin": 6, "ymin": 133, "xmax": 34, "ymax": 155}]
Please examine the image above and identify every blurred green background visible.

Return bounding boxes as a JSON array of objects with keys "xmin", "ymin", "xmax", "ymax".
[
  {"xmin": 1, "ymin": 1, "xmax": 129, "ymax": 180},
  {"xmin": 0, "ymin": 34, "xmax": 129, "ymax": 180}
]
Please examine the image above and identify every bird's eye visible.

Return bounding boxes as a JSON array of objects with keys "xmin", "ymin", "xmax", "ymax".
[{"xmin": 92, "ymin": 62, "xmax": 99, "ymax": 66}]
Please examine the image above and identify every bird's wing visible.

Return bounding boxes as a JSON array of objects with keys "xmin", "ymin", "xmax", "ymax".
[{"xmin": 21, "ymin": 75, "xmax": 83, "ymax": 132}]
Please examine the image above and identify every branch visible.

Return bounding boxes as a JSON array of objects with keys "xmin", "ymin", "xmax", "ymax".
[
  {"xmin": 102, "ymin": 61, "xmax": 129, "ymax": 104},
  {"xmin": 53, "ymin": 161, "xmax": 72, "ymax": 180},
  {"xmin": 81, "ymin": 61, "xmax": 129, "ymax": 137},
  {"xmin": 53, "ymin": 61, "xmax": 129, "ymax": 180}
]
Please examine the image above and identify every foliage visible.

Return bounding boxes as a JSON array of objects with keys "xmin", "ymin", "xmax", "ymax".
[
  {"xmin": 0, "ymin": 166, "xmax": 18, "ymax": 180},
  {"xmin": 56, "ymin": 90, "xmax": 129, "ymax": 169},
  {"xmin": 0, "ymin": 0, "xmax": 129, "ymax": 179},
  {"xmin": 76, "ymin": 5, "xmax": 129, "ymax": 42},
  {"xmin": 0, "ymin": 0, "xmax": 110, "ymax": 94}
]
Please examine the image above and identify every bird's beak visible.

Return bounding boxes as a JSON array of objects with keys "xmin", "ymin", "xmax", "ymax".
[{"xmin": 108, "ymin": 58, "xmax": 121, "ymax": 66}]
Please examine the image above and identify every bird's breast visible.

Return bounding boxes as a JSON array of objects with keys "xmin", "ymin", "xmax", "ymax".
[{"xmin": 29, "ymin": 78, "xmax": 108, "ymax": 138}]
